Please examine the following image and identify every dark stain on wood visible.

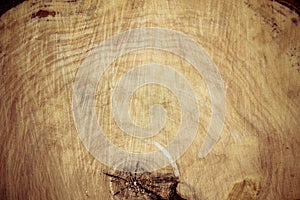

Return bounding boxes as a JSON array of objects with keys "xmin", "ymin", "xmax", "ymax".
[
  {"xmin": 245, "ymin": 1, "xmax": 282, "ymax": 37},
  {"xmin": 288, "ymin": 46, "xmax": 300, "ymax": 73},
  {"xmin": 264, "ymin": 17, "xmax": 282, "ymax": 35},
  {"xmin": 291, "ymin": 17, "xmax": 298, "ymax": 24},
  {"xmin": 31, "ymin": 10, "xmax": 56, "ymax": 19},
  {"xmin": 287, "ymin": 89, "xmax": 299, "ymax": 98}
]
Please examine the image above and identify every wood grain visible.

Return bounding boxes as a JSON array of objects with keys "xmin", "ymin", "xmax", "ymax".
[{"xmin": 0, "ymin": 0, "xmax": 299, "ymax": 199}]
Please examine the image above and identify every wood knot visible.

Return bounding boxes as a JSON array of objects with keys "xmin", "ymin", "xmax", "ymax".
[{"xmin": 104, "ymin": 161, "xmax": 187, "ymax": 199}]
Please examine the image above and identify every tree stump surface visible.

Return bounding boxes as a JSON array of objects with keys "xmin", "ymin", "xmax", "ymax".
[{"xmin": 0, "ymin": 0, "xmax": 299, "ymax": 199}]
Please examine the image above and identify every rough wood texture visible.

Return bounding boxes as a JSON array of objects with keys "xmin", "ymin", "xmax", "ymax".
[{"xmin": 0, "ymin": 0, "xmax": 299, "ymax": 199}]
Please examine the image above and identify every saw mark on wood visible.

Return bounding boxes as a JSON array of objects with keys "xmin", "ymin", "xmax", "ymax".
[{"xmin": 31, "ymin": 10, "xmax": 56, "ymax": 19}]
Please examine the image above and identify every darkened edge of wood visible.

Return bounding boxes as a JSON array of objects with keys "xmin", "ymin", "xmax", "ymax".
[
  {"xmin": 272, "ymin": 0, "xmax": 300, "ymax": 16},
  {"xmin": 0, "ymin": 0, "xmax": 27, "ymax": 17},
  {"xmin": 0, "ymin": 0, "xmax": 300, "ymax": 18}
]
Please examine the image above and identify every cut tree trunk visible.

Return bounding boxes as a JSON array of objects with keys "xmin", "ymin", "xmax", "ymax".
[{"xmin": 0, "ymin": 0, "xmax": 299, "ymax": 199}]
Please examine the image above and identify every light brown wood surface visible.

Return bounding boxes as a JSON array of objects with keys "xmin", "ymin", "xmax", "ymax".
[{"xmin": 0, "ymin": 0, "xmax": 299, "ymax": 199}]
